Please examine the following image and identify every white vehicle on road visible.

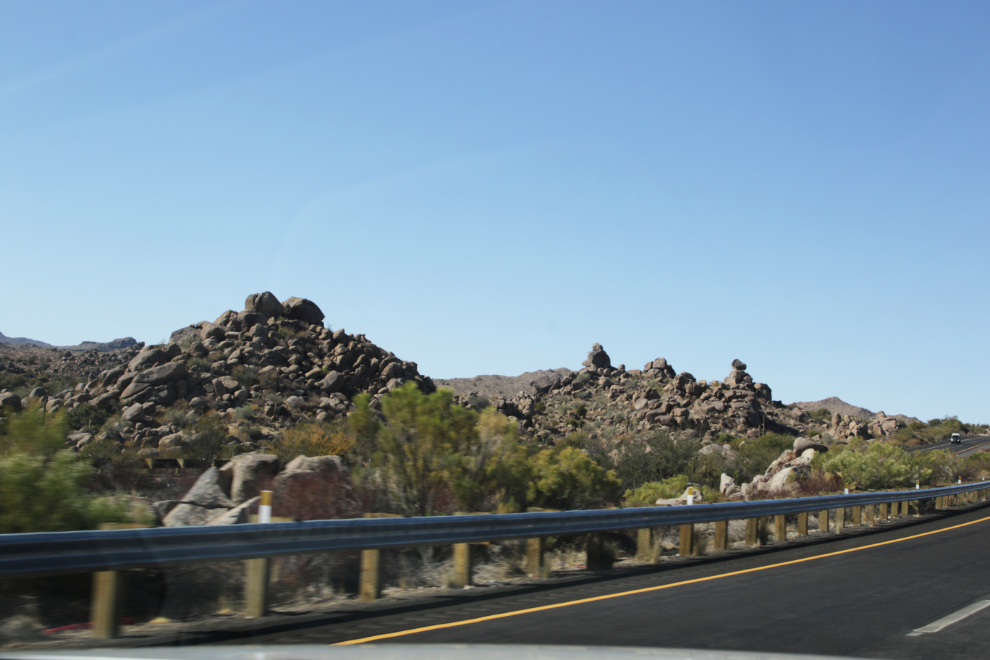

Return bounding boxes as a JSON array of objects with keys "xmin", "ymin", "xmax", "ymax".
[{"xmin": 950, "ymin": 433, "xmax": 962, "ymax": 444}]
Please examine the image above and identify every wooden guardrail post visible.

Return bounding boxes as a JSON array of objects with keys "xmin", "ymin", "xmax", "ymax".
[
  {"xmin": 774, "ymin": 514, "xmax": 786, "ymax": 542},
  {"xmin": 818, "ymin": 508, "xmax": 829, "ymax": 533},
  {"xmin": 714, "ymin": 520, "xmax": 728, "ymax": 550},
  {"xmin": 91, "ymin": 570, "xmax": 122, "ymax": 639},
  {"xmin": 358, "ymin": 512, "xmax": 402, "ymax": 601},
  {"xmin": 835, "ymin": 506, "xmax": 845, "ymax": 533},
  {"xmin": 901, "ymin": 500, "xmax": 910, "ymax": 517},
  {"xmin": 679, "ymin": 524, "xmax": 694, "ymax": 556},
  {"xmin": 878, "ymin": 501, "xmax": 888, "ymax": 520},
  {"xmin": 453, "ymin": 541, "xmax": 472, "ymax": 587},
  {"xmin": 91, "ymin": 523, "xmax": 150, "ymax": 639},
  {"xmin": 636, "ymin": 528, "xmax": 656, "ymax": 563},
  {"xmin": 852, "ymin": 505, "xmax": 862, "ymax": 526},
  {"xmin": 586, "ymin": 532, "xmax": 610, "ymax": 570},
  {"xmin": 359, "ymin": 544, "xmax": 382, "ymax": 601},
  {"xmin": 528, "ymin": 537, "xmax": 546, "ymax": 574},
  {"xmin": 797, "ymin": 511, "xmax": 808, "ymax": 536},
  {"xmin": 745, "ymin": 518, "xmax": 759, "ymax": 546}
]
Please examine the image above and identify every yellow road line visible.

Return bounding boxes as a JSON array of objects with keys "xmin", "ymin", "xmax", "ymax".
[
  {"xmin": 334, "ymin": 513, "xmax": 990, "ymax": 645},
  {"xmin": 955, "ymin": 441, "xmax": 990, "ymax": 455}
]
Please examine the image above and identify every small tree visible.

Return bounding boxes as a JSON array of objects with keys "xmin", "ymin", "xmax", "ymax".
[{"xmin": 351, "ymin": 383, "xmax": 478, "ymax": 516}]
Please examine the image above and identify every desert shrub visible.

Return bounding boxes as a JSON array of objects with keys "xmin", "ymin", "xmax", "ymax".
[
  {"xmin": 0, "ymin": 373, "xmax": 28, "ymax": 393},
  {"xmin": 623, "ymin": 475, "xmax": 717, "ymax": 506},
  {"xmin": 815, "ymin": 442, "xmax": 958, "ymax": 489},
  {"xmin": 180, "ymin": 335, "xmax": 198, "ymax": 349},
  {"xmin": 350, "ymin": 383, "xmax": 480, "ymax": 516},
  {"xmin": 583, "ymin": 431, "xmax": 712, "ymax": 491},
  {"xmin": 187, "ymin": 357, "xmax": 211, "ymax": 370},
  {"xmin": 0, "ymin": 451, "xmax": 142, "ymax": 533},
  {"xmin": 232, "ymin": 405, "xmax": 259, "ymax": 423},
  {"xmin": 260, "ymin": 370, "xmax": 283, "ymax": 391},
  {"xmin": 725, "ymin": 433, "xmax": 796, "ymax": 485},
  {"xmin": 809, "ymin": 408, "xmax": 832, "ymax": 422},
  {"xmin": 269, "ymin": 422, "xmax": 354, "ymax": 462},
  {"xmin": 0, "ymin": 406, "xmax": 67, "ymax": 457},
  {"xmin": 526, "ymin": 447, "xmax": 621, "ymax": 510},
  {"xmin": 65, "ymin": 402, "xmax": 110, "ymax": 431},
  {"xmin": 232, "ymin": 366, "xmax": 260, "ymax": 389},
  {"xmin": 169, "ymin": 413, "xmax": 228, "ymax": 460},
  {"xmin": 464, "ymin": 394, "xmax": 490, "ymax": 410}
]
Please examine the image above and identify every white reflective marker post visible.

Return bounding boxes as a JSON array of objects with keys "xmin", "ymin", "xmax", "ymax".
[
  {"xmin": 245, "ymin": 490, "xmax": 274, "ymax": 617},
  {"xmin": 259, "ymin": 490, "xmax": 273, "ymax": 523}
]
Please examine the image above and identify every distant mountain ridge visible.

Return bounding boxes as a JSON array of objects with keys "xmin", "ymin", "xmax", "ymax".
[
  {"xmin": 0, "ymin": 331, "xmax": 137, "ymax": 352},
  {"xmin": 791, "ymin": 396, "xmax": 920, "ymax": 423},
  {"xmin": 433, "ymin": 368, "xmax": 573, "ymax": 398}
]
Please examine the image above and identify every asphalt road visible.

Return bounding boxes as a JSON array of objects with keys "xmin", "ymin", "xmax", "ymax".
[
  {"xmin": 907, "ymin": 435, "xmax": 990, "ymax": 456},
  {"xmin": 131, "ymin": 500, "xmax": 990, "ymax": 659}
]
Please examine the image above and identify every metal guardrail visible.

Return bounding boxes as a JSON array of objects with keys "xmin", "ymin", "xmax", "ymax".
[{"xmin": 2, "ymin": 480, "xmax": 988, "ymax": 578}]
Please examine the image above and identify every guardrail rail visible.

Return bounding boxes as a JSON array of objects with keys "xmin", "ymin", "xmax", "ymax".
[{"xmin": 3, "ymin": 480, "xmax": 988, "ymax": 639}]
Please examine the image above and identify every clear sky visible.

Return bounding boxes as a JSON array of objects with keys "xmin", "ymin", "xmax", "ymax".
[{"xmin": 2, "ymin": 1, "xmax": 988, "ymax": 423}]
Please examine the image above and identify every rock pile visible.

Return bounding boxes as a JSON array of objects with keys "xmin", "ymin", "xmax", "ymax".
[
  {"xmin": 37, "ymin": 292, "xmax": 434, "ymax": 454},
  {"xmin": 720, "ymin": 437, "xmax": 829, "ymax": 500},
  {"xmin": 156, "ymin": 451, "xmax": 353, "ymax": 526},
  {"xmin": 521, "ymin": 344, "xmax": 791, "ymax": 445}
]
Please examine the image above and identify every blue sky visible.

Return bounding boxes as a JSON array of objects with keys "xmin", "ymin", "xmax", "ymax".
[{"xmin": 1, "ymin": 1, "xmax": 988, "ymax": 422}]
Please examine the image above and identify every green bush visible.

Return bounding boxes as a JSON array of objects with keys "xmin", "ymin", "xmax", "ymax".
[
  {"xmin": 815, "ymin": 441, "xmax": 958, "ymax": 489},
  {"xmin": 725, "ymin": 433, "xmax": 796, "ymax": 485},
  {"xmin": 1, "ymin": 406, "xmax": 67, "ymax": 457},
  {"xmin": 526, "ymin": 447, "xmax": 621, "ymax": 510},
  {"xmin": 809, "ymin": 408, "xmax": 832, "ymax": 422},
  {"xmin": 0, "ymin": 451, "xmax": 147, "ymax": 533},
  {"xmin": 231, "ymin": 366, "xmax": 259, "ymax": 389},
  {"xmin": 623, "ymin": 475, "xmax": 717, "ymax": 506},
  {"xmin": 65, "ymin": 402, "xmax": 111, "ymax": 431}
]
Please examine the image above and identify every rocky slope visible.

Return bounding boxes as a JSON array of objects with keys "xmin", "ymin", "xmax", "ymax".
[
  {"xmin": 445, "ymin": 348, "xmax": 912, "ymax": 447},
  {"xmin": 1, "ymin": 292, "xmax": 435, "ymax": 455},
  {"xmin": 0, "ymin": 293, "xmax": 913, "ymax": 458}
]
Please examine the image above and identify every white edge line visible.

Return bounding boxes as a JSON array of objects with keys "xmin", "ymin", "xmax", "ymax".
[{"xmin": 910, "ymin": 600, "xmax": 990, "ymax": 635}]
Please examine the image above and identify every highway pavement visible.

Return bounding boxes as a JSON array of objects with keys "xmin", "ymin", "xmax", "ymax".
[
  {"xmin": 906, "ymin": 435, "xmax": 990, "ymax": 456},
  {"xmin": 116, "ymin": 499, "xmax": 990, "ymax": 659}
]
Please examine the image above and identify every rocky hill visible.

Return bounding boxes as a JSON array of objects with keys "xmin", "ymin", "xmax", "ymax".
[
  {"xmin": 1, "ymin": 292, "xmax": 435, "ymax": 456},
  {"xmin": 0, "ymin": 293, "xmax": 915, "ymax": 460}
]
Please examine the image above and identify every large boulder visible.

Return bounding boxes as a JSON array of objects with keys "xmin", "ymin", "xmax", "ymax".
[
  {"xmin": 318, "ymin": 371, "xmax": 344, "ymax": 394},
  {"xmin": 793, "ymin": 437, "xmax": 828, "ymax": 455},
  {"xmin": 0, "ymin": 392, "xmax": 21, "ymax": 412},
  {"xmin": 219, "ymin": 453, "xmax": 280, "ymax": 505},
  {"xmin": 178, "ymin": 467, "xmax": 234, "ymax": 508},
  {"xmin": 128, "ymin": 348, "xmax": 168, "ymax": 372},
  {"xmin": 767, "ymin": 466, "xmax": 800, "ymax": 495},
  {"xmin": 272, "ymin": 455, "xmax": 351, "ymax": 520},
  {"xmin": 282, "ymin": 297, "xmax": 325, "ymax": 325},
  {"xmin": 245, "ymin": 292, "xmax": 284, "ymax": 319},
  {"xmin": 205, "ymin": 496, "xmax": 260, "ymax": 525},
  {"xmin": 581, "ymin": 343, "xmax": 611, "ymax": 370},
  {"xmin": 121, "ymin": 402, "xmax": 145, "ymax": 423},
  {"xmin": 132, "ymin": 362, "xmax": 187, "ymax": 386},
  {"xmin": 731, "ymin": 359, "xmax": 747, "ymax": 371},
  {"xmin": 529, "ymin": 372, "xmax": 563, "ymax": 394},
  {"xmin": 163, "ymin": 503, "xmax": 226, "ymax": 527}
]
